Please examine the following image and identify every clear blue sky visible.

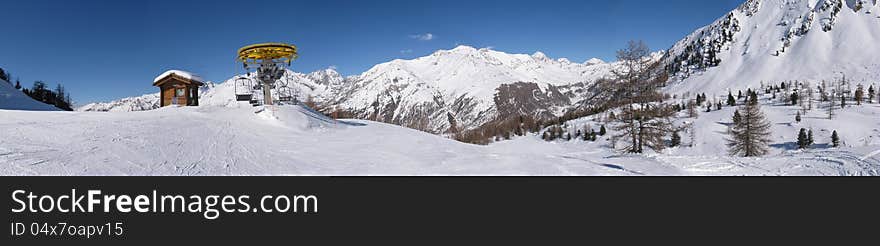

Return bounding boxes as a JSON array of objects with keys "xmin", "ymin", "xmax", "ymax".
[{"xmin": 0, "ymin": 0, "xmax": 744, "ymax": 105}]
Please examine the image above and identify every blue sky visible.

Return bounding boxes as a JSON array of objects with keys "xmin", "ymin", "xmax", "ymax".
[{"xmin": 0, "ymin": 0, "xmax": 743, "ymax": 105}]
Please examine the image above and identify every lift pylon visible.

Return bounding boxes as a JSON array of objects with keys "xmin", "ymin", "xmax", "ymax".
[{"xmin": 236, "ymin": 43, "xmax": 298, "ymax": 106}]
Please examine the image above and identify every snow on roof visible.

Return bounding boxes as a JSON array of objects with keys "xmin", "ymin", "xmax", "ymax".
[{"xmin": 153, "ymin": 70, "xmax": 204, "ymax": 83}]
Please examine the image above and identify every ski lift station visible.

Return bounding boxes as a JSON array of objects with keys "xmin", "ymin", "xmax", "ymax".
[
  {"xmin": 150, "ymin": 42, "xmax": 299, "ymax": 108},
  {"xmin": 235, "ymin": 42, "xmax": 300, "ymax": 106},
  {"xmin": 153, "ymin": 70, "xmax": 205, "ymax": 107}
]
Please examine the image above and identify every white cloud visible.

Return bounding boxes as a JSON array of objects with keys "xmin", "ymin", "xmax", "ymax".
[{"xmin": 408, "ymin": 33, "xmax": 435, "ymax": 41}]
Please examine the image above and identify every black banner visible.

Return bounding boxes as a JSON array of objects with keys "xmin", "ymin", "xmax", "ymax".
[{"xmin": 2, "ymin": 177, "xmax": 878, "ymax": 244}]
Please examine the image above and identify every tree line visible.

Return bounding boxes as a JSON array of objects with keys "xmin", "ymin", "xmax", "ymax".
[{"xmin": 1, "ymin": 67, "xmax": 74, "ymax": 111}]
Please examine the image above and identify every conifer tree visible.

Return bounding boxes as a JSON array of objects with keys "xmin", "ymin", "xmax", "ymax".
[
  {"xmin": 790, "ymin": 92, "xmax": 799, "ymax": 105},
  {"xmin": 671, "ymin": 130, "xmax": 681, "ymax": 147},
  {"xmin": 797, "ymin": 128, "xmax": 809, "ymax": 149},
  {"xmin": 599, "ymin": 125, "xmax": 607, "ymax": 136},
  {"xmin": 726, "ymin": 93, "xmax": 772, "ymax": 157},
  {"xmin": 854, "ymin": 84, "xmax": 864, "ymax": 105},
  {"xmin": 831, "ymin": 130, "xmax": 840, "ymax": 148},
  {"xmin": 827, "ymin": 93, "xmax": 836, "ymax": 119},
  {"xmin": 727, "ymin": 92, "xmax": 736, "ymax": 106},
  {"xmin": 807, "ymin": 129, "xmax": 814, "ymax": 146},
  {"xmin": 607, "ymin": 40, "xmax": 675, "ymax": 153},
  {"xmin": 795, "ymin": 111, "xmax": 801, "ymax": 123},
  {"xmin": 868, "ymin": 85, "xmax": 875, "ymax": 103}
]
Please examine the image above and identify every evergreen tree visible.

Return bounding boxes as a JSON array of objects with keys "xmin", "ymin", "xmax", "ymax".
[
  {"xmin": 831, "ymin": 130, "xmax": 840, "ymax": 147},
  {"xmin": 727, "ymin": 92, "xmax": 736, "ymax": 106},
  {"xmin": 726, "ymin": 93, "xmax": 772, "ymax": 157},
  {"xmin": 0, "ymin": 67, "xmax": 7, "ymax": 82},
  {"xmin": 797, "ymin": 128, "xmax": 808, "ymax": 149},
  {"xmin": 827, "ymin": 92, "xmax": 836, "ymax": 119},
  {"xmin": 599, "ymin": 125, "xmax": 606, "ymax": 136},
  {"xmin": 732, "ymin": 110, "xmax": 742, "ymax": 126},
  {"xmin": 869, "ymin": 85, "xmax": 875, "ymax": 103},
  {"xmin": 790, "ymin": 92, "xmax": 799, "ymax": 105},
  {"xmin": 795, "ymin": 111, "xmax": 801, "ymax": 123},
  {"xmin": 854, "ymin": 84, "xmax": 864, "ymax": 105},
  {"xmin": 671, "ymin": 130, "xmax": 681, "ymax": 147},
  {"xmin": 738, "ymin": 90, "xmax": 743, "ymax": 99},
  {"xmin": 807, "ymin": 129, "xmax": 814, "ymax": 146},
  {"xmin": 14, "ymin": 80, "xmax": 21, "ymax": 90},
  {"xmin": 716, "ymin": 101, "xmax": 722, "ymax": 110}
]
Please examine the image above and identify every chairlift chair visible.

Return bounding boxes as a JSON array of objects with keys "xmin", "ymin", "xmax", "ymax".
[{"xmin": 234, "ymin": 77, "xmax": 254, "ymax": 102}]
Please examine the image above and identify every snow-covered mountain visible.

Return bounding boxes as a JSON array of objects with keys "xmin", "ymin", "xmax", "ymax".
[
  {"xmin": 78, "ymin": 0, "xmax": 880, "ymax": 135},
  {"xmin": 0, "ymin": 78, "xmax": 58, "ymax": 111},
  {"xmin": 79, "ymin": 46, "xmax": 623, "ymax": 134},
  {"xmin": 664, "ymin": 0, "xmax": 880, "ymax": 95},
  {"xmin": 325, "ymin": 46, "xmax": 620, "ymax": 133}
]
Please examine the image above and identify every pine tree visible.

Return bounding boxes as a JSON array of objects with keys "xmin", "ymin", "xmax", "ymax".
[
  {"xmin": 14, "ymin": 80, "xmax": 21, "ymax": 90},
  {"xmin": 599, "ymin": 125, "xmax": 606, "ymax": 136},
  {"xmin": 732, "ymin": 110, "xmax": 742, "ymax": 126},
  {"xmin": 797, "ymin": 128, "xmax": 808, "ymax": 149},
  {"xmin": 726, "ymin": 93, "xmax": 772, "ymax": 157},
  {"xmin": 807, "ymin": 129, "xmax": 814, "ymax": 146},
  {"xmin": 687, "ymin": 100, "xmax": 698, "ymax": 118},
  {"xmin": 671, "ymin": 130, "xmax": 681, "ymax": 147},
  {"xmin": 831, "ymin": 130, "xmax": 840, "ymax": 148},
  {"xmin": 795, "ymin": 111, "xmax": 801, "ymax": 123},
  {"xmin": 869, "ymin": 85, "xmax": 875, "ymax": 103},
  {"xmin": 854, "ymin": 84, "xmax": 864, "ymax": 105},
  {"xmin": 790, "ymin": 92, "xmax": 799, "ymax": 105},
  {"xmin": 738, "ymin": 90, "xmax": 743, "ymax": 99},
  {"xmin": 827, "ymin": 93, "xmax": 836, "ymax": 119},
  {"xmin": 727, "ymin": 92, "xmax": 736, "ymax": 106}
]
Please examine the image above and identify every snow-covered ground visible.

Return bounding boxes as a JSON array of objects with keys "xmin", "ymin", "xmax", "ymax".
[
  {"xmin": 2, "ymin": 99, "xmax": 878, "ymax": 175},
  {"xmin": 0, "ymin": 79, "xmax": 59, "ymax": 111}
]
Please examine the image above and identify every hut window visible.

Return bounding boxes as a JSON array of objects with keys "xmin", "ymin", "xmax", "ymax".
[{"xmin": 175, "ymin": 88, "xmax": 185, "ymax": 97}]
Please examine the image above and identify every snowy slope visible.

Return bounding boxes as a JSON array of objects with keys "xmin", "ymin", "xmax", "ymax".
[
  {"xmin": 3, "ymin": 102, "xmax": 879, "ymax": 175},
  {"xmin": 0, "ymin": 78, "xmax": 59, "ymax": 111},
  {"xmin": 665, "ymin": 0, "xmax": 880, "ymax": 95}
]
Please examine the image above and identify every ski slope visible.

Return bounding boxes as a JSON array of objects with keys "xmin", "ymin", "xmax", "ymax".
[
  {"xmin": 0, "ymin": 78, "xmax": 59, "ymax": 111},
  {"xmin": 2, "ymin": 102, "xmax": 879, "ymax": 176}
]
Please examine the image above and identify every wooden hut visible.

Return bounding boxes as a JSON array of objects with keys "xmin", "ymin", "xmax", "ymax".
[{"xmin": 152, "ymin": 70, "xmax": 205, "ymax": 107}]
